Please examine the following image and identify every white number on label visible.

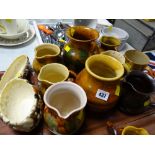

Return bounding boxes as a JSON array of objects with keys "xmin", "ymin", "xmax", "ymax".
[{"xmin": 96, "ymin": 89, "xmax": 110, "ymax": 101}]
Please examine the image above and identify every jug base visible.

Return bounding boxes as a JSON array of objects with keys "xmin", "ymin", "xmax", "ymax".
[{"xmin": 118, "ymin": 105, "xmax": 146, "ymax": 115}]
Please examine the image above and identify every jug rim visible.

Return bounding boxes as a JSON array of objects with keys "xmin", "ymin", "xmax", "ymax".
[
  {"xmin": 100, "ymin": 36, "xmax": 121, "ymax": 47},
  {"xmin": 66, "ymin": 26, "xmax": 99, "ymax": 43},
  {"xmin": 85, "ymin": 54, "xmax": 124, "ymax": 81},
  {"xmin": 124, "ymin": 50, "xmax": 150, "ymax": 65},
  {"xmin": 38, "ymin": 63, "xmax": 69, "ymax": 85},
  {"xmin": 43, "ymin": 81, "xmax": 87, "ymax": 119},
  {"xmin": 35, "ymin": 43, "xmax": 60, "ymax": 59},
  {"xmin": 123, "ymin": 70, "xmax": 155, "ymax": 95}
]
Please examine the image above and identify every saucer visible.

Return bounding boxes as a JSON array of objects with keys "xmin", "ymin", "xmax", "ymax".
[{"xmin": 0, "ymin": 26, "xmax": 35, "ymax": 46}]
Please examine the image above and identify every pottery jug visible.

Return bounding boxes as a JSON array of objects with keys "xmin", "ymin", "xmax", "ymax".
[
  {"xmin": 122, "ymin": 126, "xmax": 149, "ymax": 135},
  {"xmin": 119, "ymin": 70, "xmax": 155, "ymax": 115},
  {"xmin": 63, "ymin": 26, "xmax": 99, "ymax": 73},
  {"xmin": 38, "ymin": 63, "xmax": 77, "ymax": 95},
  {"xmin": 76, "ymin": 54, "xmax": 124, "ymax": 112},
  {"xmin": 43, "ymin": 81, "xmax": 87, "ymax": 135},
  {"xmin": 124, "ymin": 50, "xmax": 155, "ymax": 78},
  {"xmin": 100, "ymin": 36, "xmax": 121, "ymax": 51},
  {"xmin": 33, "ymin": 43, "xmax": 60, "ymax": 74}
]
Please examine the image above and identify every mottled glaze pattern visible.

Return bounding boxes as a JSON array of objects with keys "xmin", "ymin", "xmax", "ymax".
[
  {"xmin": 63, "ymin": 26, "xmax": 99, "ymax": 73},
  {"xmin": 44, "ymin": 106, "xmax": 84, "ymax": 135}
]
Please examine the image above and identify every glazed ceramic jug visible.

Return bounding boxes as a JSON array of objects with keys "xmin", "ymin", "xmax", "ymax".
[
  {"xmin": 124, "ymin": 50, "xmax": 155, "ymax": 78},
  {"xmin": 43, "ymin": 81, "xmax": 87, "ymax": 135},
  {"xmin": 122, "ymin": 126, "xmax": 149, "ymax": 135},
  {"xmin": 100, "ymin": 36, "xmax": 121, "ymax": 51},
  {"xmin": 76, "ymin": 54, "xmax": 124, "ymax": 112},
  {"xmin": 33, "ymin": 43, "xmax": 60, "ymax": 74},
  {"xmin": 119, "ymin": 70, "xmax": 155, "ymax": 115},
  {"xmin": 38, "ymin": 63, "xmax": 77, "ymax": 95},
  {"xmin": 63, "ymin": 26, "xmax": 99, "ymax": 73}
]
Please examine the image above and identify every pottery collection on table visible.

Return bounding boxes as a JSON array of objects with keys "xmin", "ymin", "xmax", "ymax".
[{"xmin": 0, "ymin": 21, "xmax": 155, "ymax": 135}]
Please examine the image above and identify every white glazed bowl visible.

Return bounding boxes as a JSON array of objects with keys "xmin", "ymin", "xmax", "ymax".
[
  {"xmin": 102, "ymin": 27, "xmax": 129, "ymax": 50},
  {"xmin": 0, "ymin": 19, "xmax": 29, "ymax": 39},
  {"xmin": 0, "ymin": 78, "xmax": 42, "ymax": 132}
]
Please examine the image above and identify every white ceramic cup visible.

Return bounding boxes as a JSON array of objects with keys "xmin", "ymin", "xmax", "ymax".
[{"xmin": 0, "ymin": 19, "xmax": 18, "ymax": 34}]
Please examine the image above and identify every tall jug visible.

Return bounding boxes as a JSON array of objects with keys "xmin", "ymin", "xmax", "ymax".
[{"xmin": 63, "ymin": 26, "xmax": 99, "ymax": 73}]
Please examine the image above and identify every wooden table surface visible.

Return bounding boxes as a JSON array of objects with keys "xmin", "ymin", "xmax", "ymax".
[{"xmin": 0, "ymin": 71, "xmax": 155, "ymax": 135}]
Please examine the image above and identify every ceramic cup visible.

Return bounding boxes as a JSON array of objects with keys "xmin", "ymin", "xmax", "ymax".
[
  {"xmin": 100, "ymin": 36, "xmax": 121, "ymax": 51},
  {"xmin": 33, "ymin": 43, "xmax": 60, "ymax": 74},
  {"xmin": 122, "ymin": 126, "xmax": 149, "ymax": 135},
  {"xmin": 0, "ymin": 19, "xmax": 18, "ymax": 34},
  {"xmin": 38, "ymin": 63, "xmax": 76, "ymax": 94},
  {"xmin": 124, "ymin": 50, "xmax": 154, "ymax": 78},
  {"xmin": 43, "ymin": 81, "xmax": 87, "ymax": 134}
]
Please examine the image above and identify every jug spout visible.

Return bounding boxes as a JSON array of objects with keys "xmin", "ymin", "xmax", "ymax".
[{"xmin": 47, "ymin": 89, "xmax": 86, "ymax": 119}]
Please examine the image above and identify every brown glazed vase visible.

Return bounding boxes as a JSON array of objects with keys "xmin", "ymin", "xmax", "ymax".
[
  {"xmin": 63, "ymin": 26, "xmax": 99, "ymax": 73},
  {"xmin": 76, "ymin": 54, "xmax": 124, "ymax": 112}
]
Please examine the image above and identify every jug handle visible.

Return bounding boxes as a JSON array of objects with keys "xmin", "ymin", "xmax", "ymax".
[
  {"xmin": 90, "ymin": 41, "xmax": 99, "ymax": 54},
  {"xmin": 67, "ymin": 70, "xmax": 77, "ymax": 82},
  {"xmin": 114, "ymin": 47, "xmax": 119, "ymax": 52},
  {"xmin": 145, "ymin": 66, "xmax": 155, "ymax": 79}
]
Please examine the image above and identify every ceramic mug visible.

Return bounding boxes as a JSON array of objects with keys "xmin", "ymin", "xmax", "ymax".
[
  {"xmin": 100, "ymin": 36, "xmax": 121, "ymax": 51},
  {"xmin": 33, "ymin": 43, "xmax": 61, "ymax": 74},
  {"xmin": 0, "ymin": 19, "xmax": 18, "ymax": 34},
  {"xmin": 122, "ymin": 126, "xmax": 149, "ymax": 135},
  {"xmin": 124, "ymin": 50, "xmax": 155, "ymax": 78},
  {"xmin": 43, "ymin": 81, "xmax": 87, "ymax": 134},
  {"xmin": 38, "ymin": 63, "xmax": 77, "ymax": 94}
]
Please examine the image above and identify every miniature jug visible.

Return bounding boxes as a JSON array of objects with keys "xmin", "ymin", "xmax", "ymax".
[{"xmin": 122, "ymin": 126, "xmax": 149, "ymax": 135}]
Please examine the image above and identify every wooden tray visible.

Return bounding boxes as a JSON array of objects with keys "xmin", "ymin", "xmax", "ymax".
[{"xmin": 0, "ymin": 71, "xmax": 155, "ymax": 135}]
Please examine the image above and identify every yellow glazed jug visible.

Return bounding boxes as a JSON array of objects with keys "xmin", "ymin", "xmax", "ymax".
[
  {"xmin": 122, "ymin": 126, "xmax": 149, "ymax": 135},
  {"xmin": 76, "ymin": 54, "xmax": 124, "ymax": 112},
  {"xmin": 33, "ymin": 43, "xmax": 60, "ymax": 74},
  {"xmin": 38, "ymin": 63, "xmax": 76, "ymax": 95}
]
